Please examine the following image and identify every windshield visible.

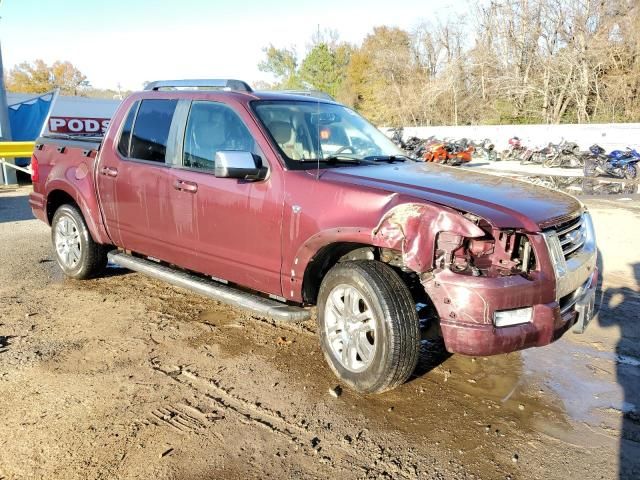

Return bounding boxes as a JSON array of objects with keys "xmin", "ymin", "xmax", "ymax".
[{"xmin": 252, "ymin": 100, "xmax": 406, "ymax": 168}]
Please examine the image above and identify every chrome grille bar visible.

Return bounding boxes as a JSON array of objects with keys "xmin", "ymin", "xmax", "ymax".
[
  {"xmin": 556, "ymin": 215, "xmax": 586, "ymax": 259},
  {"xmin": 557, "ymin": 218, "xmax": 583, "ymax": 237},
  {"xmin": 564, "ymin": 239, "xmax": 586, "ymax": 257}
]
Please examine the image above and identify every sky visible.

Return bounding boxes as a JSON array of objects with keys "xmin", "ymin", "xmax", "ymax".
[{"xmin": 0, "ymin": 0, "xmax": 466, "ymax": 91}]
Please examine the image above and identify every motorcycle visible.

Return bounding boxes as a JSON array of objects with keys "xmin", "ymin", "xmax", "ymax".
[
  {"xmin": 584, "ymin": 144, "xmax": 639, "ymax": 180},
  {"xmin": 420, "ymin": 138, "xmax": 449, "ymax": 163},
  {"xmin": 471, "ymin": 138, "xmax": 498, "ymax": 162},
  {"xmin": 501, "ymin": 136, "xmax": 526, "ymax": 161},
  {"xmin": 445, "ymin": 138, "xmax": 474, "ymax": 165},
  {"xmin": 543, "ymin": 139, "xmax": 583, "ymax": 168},
  {"xmin": 417, "ymin": 137, "xmax": 473, "ymax": 166},
  {"xmin": 520, "ymin": 143, "xmax": 549, "ymax": 165}
]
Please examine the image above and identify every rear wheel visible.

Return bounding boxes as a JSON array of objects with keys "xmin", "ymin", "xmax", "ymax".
[
  {"xmin": 51, "ymin": 204, "xmax": 108, "ymax": 279},
  {"xmin": 317, "ymin": 260, "xmax": 420, "ymax": 394}
]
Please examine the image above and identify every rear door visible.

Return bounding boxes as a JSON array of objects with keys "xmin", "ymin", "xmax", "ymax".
[
  {"xmin": 167, "ymin": 100, "xmax": 284, "ymax": 295},
  {"xmin": 96, "ymin": 98, "xmax": 182, "ymax": 260}
]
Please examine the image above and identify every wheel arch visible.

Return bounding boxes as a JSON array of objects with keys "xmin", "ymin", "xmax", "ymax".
[
  {"xmin": 291, "ymin": 203, "xmax": 484, "ymax": 304},
  {"xmin": 45, "ymin": 181, "xmax": 111, "ymax": 245},
  {"xmin": 301, "ymin": 241, "xmax": 377, "ymax": 304}
]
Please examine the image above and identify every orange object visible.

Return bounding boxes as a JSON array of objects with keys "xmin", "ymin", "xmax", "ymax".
[
  {"xmin": 449, "ymin": 146, "xmax": 473, "ymax": 164},
  {"xmin": 421, "ymin": 142, "xmax": 448, "ymax": 163}
]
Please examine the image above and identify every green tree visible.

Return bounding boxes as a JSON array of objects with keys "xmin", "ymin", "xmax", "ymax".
[
  {"xmin": 258, "ymin": 45, "xmax": 301, "ymax": 89},
  {"xmin": 299, "ymin": 42, "xmax": 352, "ymax": 98},
  {"xmin": 7, "ymin": 59, "xmax": 89, "ymax": 95},
  {"xmin": 342, "ymin": 26, "xmax": 418, "ymax": 125}
]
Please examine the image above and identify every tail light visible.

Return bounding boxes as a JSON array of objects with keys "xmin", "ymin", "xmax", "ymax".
[{"xmin": 31, "ymin": 155, "xmax": 39, "ymax": 183}]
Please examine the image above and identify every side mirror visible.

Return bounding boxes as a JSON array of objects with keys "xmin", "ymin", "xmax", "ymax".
[{"xmin": 214, "ymin": 151, "xmax": 267, "ymax": 180}]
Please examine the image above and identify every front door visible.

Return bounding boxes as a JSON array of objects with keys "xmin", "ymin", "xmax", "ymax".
[{"xmin": 166, "ymin": 100, "xmax": 284, "ymax": 296}]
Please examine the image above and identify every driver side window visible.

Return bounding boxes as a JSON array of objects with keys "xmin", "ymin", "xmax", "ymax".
[{"xmin": 183, "ymin": 101, "xmax": 257, "ymax": 171}]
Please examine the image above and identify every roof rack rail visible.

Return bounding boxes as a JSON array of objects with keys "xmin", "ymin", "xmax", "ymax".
[
  {"xmin": 278, "ymin": 89, "xmax": 335, "ymax": 101},
  {"xmin": 144, "ymin": 79, "xmax": 253, "ymax": 92}
]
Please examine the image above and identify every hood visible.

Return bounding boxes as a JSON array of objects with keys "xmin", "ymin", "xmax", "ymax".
[{"xmin": 321, "ymin": 162, "xmax": 582, "ymax": 231}]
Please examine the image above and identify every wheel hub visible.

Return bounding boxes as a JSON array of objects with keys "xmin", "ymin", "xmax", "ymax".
[
  {"xmin": 324, "ymin": 284, "xmax": 377, "ymax": 373},
  {"xmin": 54, "ymin": 216, "xmax": 82, "ymax": 269}
]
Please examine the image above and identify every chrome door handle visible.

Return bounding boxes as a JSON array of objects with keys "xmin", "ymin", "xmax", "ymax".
[
  {"xmin": 100, "ymin": 166, "xmax": 118, "ymax": 177},
  {"xmin": 174, "ymin": 180, "xmax": 198, "ymax": 193}
]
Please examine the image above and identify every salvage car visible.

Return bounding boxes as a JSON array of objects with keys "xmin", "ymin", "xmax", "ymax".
[{"xmin": 29, "ymin": 79, "xmax": 598, "ymax": 393}]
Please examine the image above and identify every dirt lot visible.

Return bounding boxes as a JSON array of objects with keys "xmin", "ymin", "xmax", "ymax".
[{"xmin": 1, "ymin": 185, "xmax": 639, "ymax": 479}]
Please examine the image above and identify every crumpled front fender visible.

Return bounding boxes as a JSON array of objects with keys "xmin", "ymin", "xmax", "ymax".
[{"xmin": 371, "ymin": 203, "xmax": 485, "ymax": 273}]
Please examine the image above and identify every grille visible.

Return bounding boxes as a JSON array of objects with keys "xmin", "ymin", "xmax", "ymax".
[{"xmin": 555, "ymin": 215, "xmax": 585, "ymax": 260}]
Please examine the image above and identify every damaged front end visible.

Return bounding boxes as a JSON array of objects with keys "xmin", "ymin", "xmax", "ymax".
[
  {"xmin": 433, "ymin": 219, "xmax": 536, "ymax": 279},
  {"xmin": 372, "ymin": 202, "xmax": 586, "ymax": 356},
  {"xmin": 372, "ymin": 203, "xmax": 539, "ymax": 280}
]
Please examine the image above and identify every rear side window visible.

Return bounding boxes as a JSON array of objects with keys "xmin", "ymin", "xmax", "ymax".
[
  {"xmin": 129, "ymin": 99, "xmax": 178, "ymax": 162},
  {"xmin": 117, "ymin": 101, "xmax": 139, "ymax": 157}
]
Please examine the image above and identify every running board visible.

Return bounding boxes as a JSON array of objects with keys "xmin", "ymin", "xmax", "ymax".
[{"xmin": 107, "ymin": 252, "xmax": 311, "ymax": 323}]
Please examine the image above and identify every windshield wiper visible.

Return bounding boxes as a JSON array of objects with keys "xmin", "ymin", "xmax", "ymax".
[
  {"xmin": 363, "ymin": 154, "xmax": 412, "ymax": 163},
  {"xmin": 305, "ymin": 155, "xmax": 370, "ymax": 165}
]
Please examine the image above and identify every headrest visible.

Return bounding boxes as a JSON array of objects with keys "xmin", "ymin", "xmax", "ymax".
[{"xmin": 269, "ymin": 121, "xmax": 293, "ymax": 144}]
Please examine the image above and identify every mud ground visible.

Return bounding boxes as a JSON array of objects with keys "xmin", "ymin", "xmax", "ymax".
[{"xmin": 1, "ymin": 185, "xmax": 639, "ymax": 479}]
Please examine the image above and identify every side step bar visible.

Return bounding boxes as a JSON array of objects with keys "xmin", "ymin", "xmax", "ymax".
[{"xmin": 107, "ymin": 252, "xmax": 311, "ymax": 323}]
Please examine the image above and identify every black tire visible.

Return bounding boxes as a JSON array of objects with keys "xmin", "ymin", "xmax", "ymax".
[
  {"xmin": 51, "ymin": 204, "xmax": 108, "ymax": 279},
  {"xmin": 317, "ymin": 260, "xmax": 420, "ymax": 394}
]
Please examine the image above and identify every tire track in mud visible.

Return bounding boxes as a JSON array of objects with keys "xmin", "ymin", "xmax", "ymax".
[
  {"xmin": 149, "ymin": 359, "xmax": 421, "ymax": 479},
  {"xmin": 143, "ymin": 404, "xmax": 221, "ymax": 434}
]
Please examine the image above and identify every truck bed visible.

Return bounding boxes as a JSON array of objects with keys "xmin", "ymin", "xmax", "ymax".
[{"xmin": 30, "ymin": 134, "xmax": 104, "ymax": 233}]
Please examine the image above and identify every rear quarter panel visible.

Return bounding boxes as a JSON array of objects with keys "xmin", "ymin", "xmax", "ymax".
[{"xmin": 34, "ymin": 141, "xmax": 111, "ymax": 245}]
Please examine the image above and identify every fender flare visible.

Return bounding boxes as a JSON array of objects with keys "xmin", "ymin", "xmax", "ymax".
[
  {"xmin": 45, "ymin": 173, "xmax": 111, "ymax": 245},
  {"xmin": 290, "ymin": 203, "xmax": 485, "ymax": 302}
]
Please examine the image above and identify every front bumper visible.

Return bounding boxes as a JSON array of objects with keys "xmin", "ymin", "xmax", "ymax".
[
  {"xmin": 427, "ymin": 212, "xmax": 598, "ymax": 357},
  {"xmin": 438, "ymin": 268, "xmax": 598, "ymax": 356}
]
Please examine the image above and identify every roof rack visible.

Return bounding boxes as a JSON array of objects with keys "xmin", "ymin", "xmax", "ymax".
[
  {"xmin": 144, "ymin": 79, "xmax": 253, "ymax": 92},
  {"xmin": 278, "ymin": 89, "xmax": 335, "ymax": 101}
]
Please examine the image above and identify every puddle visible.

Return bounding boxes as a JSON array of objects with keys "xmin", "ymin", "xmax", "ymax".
[
  {"xmin": 505, "ymin": 174, "xmax": 640, "ymax": 196},
  {"xmin": 358, "ymin": 332, "xmax": 640, "ymax": 452},
  {"xmin": 522, "ymin": 341, "xmax": 624, "ymax": 425}
]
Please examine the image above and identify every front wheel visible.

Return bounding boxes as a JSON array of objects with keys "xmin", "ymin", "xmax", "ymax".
[
  {"xmin": 51, "ymin": 204, "xmax": 108, "ymax": 279},
  {"xmin": 624, "ymin": 164, "xmax": 638, "ymax": 180},
  {"xmin": 543, "ymin": 154, "xmax": 561, "ymax": 168},
  {"xmin": 317, "ymin": 260, "xmax": 420, "ymax": 394}
]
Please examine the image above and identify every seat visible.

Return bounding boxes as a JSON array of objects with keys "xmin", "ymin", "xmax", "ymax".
[{"xmin": 268, "ymin": 120, "xmax": 304, "ymax": 160}]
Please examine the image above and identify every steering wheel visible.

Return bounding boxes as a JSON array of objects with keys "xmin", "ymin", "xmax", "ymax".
[{"xmin": 333, "ymin": 146, "xmax": 355, "ymax": 155}]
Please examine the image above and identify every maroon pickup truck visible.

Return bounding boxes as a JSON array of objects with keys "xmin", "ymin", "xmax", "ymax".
[{"xmin": 29, "ymin": 79, "xmax": 598, "ymax": 393}]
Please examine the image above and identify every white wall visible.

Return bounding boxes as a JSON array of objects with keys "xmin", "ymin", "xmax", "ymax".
[{"xmin": 382, "ymin": 123, "xmax": 640, "ymax": 152}]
